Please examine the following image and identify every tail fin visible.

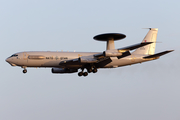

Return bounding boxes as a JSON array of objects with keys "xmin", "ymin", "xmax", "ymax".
[{"xmin": 132, "ymin": 28, "xmax": 158, "ymax": 55}]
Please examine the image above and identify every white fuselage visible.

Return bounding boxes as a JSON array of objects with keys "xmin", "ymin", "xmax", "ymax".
[{"xmin": 6, "ymin": 51, "xmax": 151, "ymax": 69}]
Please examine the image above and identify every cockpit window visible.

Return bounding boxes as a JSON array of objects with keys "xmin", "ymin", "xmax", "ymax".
[{"xmin": 10, "ymin": 54, "xmax": 18, "ymax": 57}]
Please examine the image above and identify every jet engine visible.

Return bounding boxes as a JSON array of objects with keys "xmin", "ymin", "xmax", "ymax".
[
  {"xmin": 103, "ymin": 50, "xmax": 122, "ymax": 57},
  {"xmin": 51, "ymin": 68, "xmax": 78, "ymax": 73}
]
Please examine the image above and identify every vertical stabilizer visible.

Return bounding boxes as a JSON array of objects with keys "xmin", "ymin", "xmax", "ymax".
[{"xmin": 133, "ymin": 28, "xmax": 158, "ymax": 55}]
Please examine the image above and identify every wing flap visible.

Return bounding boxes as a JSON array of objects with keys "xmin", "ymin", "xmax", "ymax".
[{"xmin": 95, "ymin": 57, "xmax": 112, "ymax": 68}]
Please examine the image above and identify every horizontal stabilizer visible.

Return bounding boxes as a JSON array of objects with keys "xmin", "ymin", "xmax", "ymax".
[
  {"xmin": 143, "ymin": 50, "xmax": 174, "ymax": 59},
  {"xmin": 118, "ymin": 42, "xmax": 152, "ymax": 51}
]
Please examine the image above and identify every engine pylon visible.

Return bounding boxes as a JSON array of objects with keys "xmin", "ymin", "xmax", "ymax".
[{"xmin": 93, "ymin": 33, "xmax": 126, "ymax": 50}]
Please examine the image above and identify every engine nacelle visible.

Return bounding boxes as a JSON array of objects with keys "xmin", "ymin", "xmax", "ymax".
[
  {"xmin": 103, "ymin": 50, "xmax": 122, "ymax": 57},
  {"xmin": 51, "ymin": 68, "xmax": 78, "ymax": 74}
]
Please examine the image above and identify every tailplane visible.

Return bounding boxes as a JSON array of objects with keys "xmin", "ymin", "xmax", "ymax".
[
  {"xmin": 133, "ymin": 28, "xmax": 158, "ymax": 55},
  {"xmin": 143, "ymin": 50, "xmax": 174, "ymax": 59}
]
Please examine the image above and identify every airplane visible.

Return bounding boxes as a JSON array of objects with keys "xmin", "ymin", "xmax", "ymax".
[{"xmin": 5, "ymin": 28, "xmax": 173, "ymax": 77}]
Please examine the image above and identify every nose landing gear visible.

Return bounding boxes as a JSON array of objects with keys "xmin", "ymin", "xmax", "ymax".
[
  {"xmin": 23, "ymin": 69, "xmax": 27, "ymax": 73},
  {"xmin": 22, "ymin": 66, "xmax": 27, "ymax": 74}
]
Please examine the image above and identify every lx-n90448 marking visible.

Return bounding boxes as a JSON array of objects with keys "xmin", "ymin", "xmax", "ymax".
[{"xmin": 6, "ymin": 28, "xmax": 173, "ymax": 77}]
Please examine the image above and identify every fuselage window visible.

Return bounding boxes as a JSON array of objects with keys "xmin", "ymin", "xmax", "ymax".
[
  {"xmin": 46, "ymin": 56, "xmax": 68, "ymax": 60},
  {"xmin": 46, "ymin": 57, "xmax": 54, "ymax": 59},
  {"xmin": 60, "ymin": 57, "xmax": 68, "ymax": 60},
  {"xmin": 10, "ymin": 54, "xmax": 18, "ymax": 57},
  {"xmin": 55, "ymin": 56, "xmax": 59, "ymax": 60}
]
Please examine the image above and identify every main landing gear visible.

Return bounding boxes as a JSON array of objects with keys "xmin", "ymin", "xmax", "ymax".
[
  {"xmin": 78, "ymin": 71, "xmax": 88, "ymax": 77},
  {"xmin": 78, "ymin": 67, "xmax": 98, "ymax": 77}
]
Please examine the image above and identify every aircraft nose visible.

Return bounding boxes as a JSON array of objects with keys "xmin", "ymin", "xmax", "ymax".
[
  {"xmin": 6, "ymin": 58, "xmax": 9, "ymax": 62},
  {"xmin": 6, "ymin": 58, "xmax": 11, "ymax": 63},
  {"xmin": 6, "ymin": 57, "xmax": 17, "ymax": 66}
]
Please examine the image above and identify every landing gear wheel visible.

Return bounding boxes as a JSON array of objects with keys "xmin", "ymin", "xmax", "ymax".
[
  {"xmin": 23, "ymin": 69, "xmax": 27, "ymax": 74},
  {"xmin": 92, "ymin": 68, "xmax": 97, "ymax": 73},
  {"xmin": 83, "ymin": 72, "xmax": 88, "ymax": 76},
  {"xmin": 78, "ymin": 72, "xmax": 83, "ymax": 77},
  {"xmin": 87, "ymin": 69, "xmax": 92, "ymax": 73}
]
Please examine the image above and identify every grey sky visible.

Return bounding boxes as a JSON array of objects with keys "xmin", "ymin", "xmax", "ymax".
[{"xmin": 0, "ymin": 0, "xmax": 180, "ymax": 120}]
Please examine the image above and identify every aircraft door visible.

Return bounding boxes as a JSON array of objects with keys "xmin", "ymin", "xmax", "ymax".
[{"xmin": 23, "ymin": 52, "xmax": 28, "ymax": 63}]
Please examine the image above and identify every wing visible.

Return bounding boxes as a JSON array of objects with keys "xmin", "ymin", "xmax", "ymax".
[
  {"xmin": 59, "ymin": 55, "xmax": 110, "ymax": 67},
  {"xmin": 59, "ymin": 42, "xmax": 153, "ymax": 68},
  {"xmin": 118, "ymin": 42, "xmax": 152, "ymax": 51}
]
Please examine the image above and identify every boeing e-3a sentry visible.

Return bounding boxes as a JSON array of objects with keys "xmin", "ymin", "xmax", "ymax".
[{"xmin": 6, "ymin": 28, "xmax": 173, "ymax": 77}]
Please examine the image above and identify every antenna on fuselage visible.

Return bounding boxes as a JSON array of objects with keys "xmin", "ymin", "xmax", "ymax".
[{"xmin": 93, "ymin": 33, "xmax": 126, "ymax": 50}]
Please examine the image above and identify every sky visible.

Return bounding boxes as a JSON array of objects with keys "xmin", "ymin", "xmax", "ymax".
[{"xmin": 0, "ymin": 0, "xmax": 180, "ymax": 120}]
